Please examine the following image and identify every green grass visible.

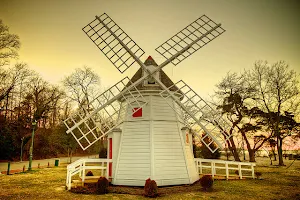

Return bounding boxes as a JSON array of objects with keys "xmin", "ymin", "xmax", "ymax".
[{"xmin": 0, "ymin": 157, "xmax": 299, "ymax": 200}]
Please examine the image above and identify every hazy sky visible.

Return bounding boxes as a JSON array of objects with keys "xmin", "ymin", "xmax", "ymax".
[{"xmin": 1, "ymin": 0, "xmax": 299, "ymax": 99}]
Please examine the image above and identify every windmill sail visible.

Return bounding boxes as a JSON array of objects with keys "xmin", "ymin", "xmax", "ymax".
[
  {"xmin": 82, "ymin": 13, "xmax": 145, "ymax": 73},
  {"xmin": 155, "ymin": 15, "xmax": 225, "ymax": 66},
  {"xmin": 160, "ymin": 80, "xmax": 234, "ymax": 153},
  {"xmin": 64, "ymin": 77, "xmax": 147, "ymax": 150}
]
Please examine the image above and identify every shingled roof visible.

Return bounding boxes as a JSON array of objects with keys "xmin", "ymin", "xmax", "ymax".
[{"xmin": 125, "ymin": 56, "xmax": 182, "ymax": 93}]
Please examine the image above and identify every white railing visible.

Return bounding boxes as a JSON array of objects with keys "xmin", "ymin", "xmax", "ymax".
[
  {"xmin": 66, "ymin": 158, "xmax": 112, "ymax": 190},
  {"xmin": 194, "ymin": 158, "xmax": 256, "ymax": 179}
]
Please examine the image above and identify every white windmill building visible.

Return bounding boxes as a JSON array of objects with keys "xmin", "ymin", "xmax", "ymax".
[
  {"xmin": 108, "ymin": 56, "xmax": 198, "ymax": 186},
  {"xmin": 64, "ymin": 13, "xmax": 237, "ymax": 187}
]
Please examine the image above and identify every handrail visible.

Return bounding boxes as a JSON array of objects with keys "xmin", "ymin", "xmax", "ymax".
[
  {"xmin": 66, "ymin": 158, "xmax": 112, "ymax": 190},
  {"xmin": 194, "ymin": 158, "xmax": 256, "ymax": 179}
]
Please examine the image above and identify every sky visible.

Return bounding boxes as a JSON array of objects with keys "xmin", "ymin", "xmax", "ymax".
[{"xmin": 1, "ymin": 0, "xmax": 300, "ymax": 99}]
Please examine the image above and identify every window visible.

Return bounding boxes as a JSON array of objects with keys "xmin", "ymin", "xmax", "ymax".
[
  {"xmin": 148, "ymin": 77, "xmax": 156, "ymax": 84},
  {"xmin": 132, "ymin": 107, "xmax": 142, "ymax": 117}
]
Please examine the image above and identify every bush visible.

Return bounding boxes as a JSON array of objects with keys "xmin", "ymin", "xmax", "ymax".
[
  {"xmin": 97, "ymin": 177, "xmax": 109, "ymax": 194},
  {"xmin": 200, "ymin": 175, "xmax": 213, "ymax": 190},
  {"xmin": 255, "ymin": 172, "xmax": 262, "ymax": 179},
  {"xmin": 86, "ymin": 171, "xmax": 94, "ymax": 176},
  {"xmin": 144, "ymin": 178, "xmax": 158, "ymax": 197}
]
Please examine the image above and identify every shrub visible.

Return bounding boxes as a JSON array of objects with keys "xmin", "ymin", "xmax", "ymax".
[
  {"xmin": 144, "ymin": 178, "xmax": 158, "ymax": 197},
  {"xmin": 200, "ymin": 175, "xmax": 213, "ymax": 190},
  {"xmin": 97, "ymin": 177, "xmax": 109, "ymax": 194},
  {"xmin": 255, "ymin": 172, "xmax": 262, "ymax": 179},
  {"xmin": 86, "ymin": 171, "xmax": 94, "ymax": 176}
]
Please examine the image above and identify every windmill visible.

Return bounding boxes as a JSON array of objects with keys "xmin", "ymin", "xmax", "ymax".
[{"xmin": 64, "ymin": 13, "xmax": 233, "ymax": 186}]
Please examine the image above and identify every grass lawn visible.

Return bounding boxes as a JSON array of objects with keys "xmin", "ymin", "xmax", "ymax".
[{"xmin": 0, "ymin": 157, "xmax": 299, "ymax": 200}]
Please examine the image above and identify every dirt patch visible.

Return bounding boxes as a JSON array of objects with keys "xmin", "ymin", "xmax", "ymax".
[{"xmin": 71, "ymin": 180, "xmax": 209, "ymax": 197}]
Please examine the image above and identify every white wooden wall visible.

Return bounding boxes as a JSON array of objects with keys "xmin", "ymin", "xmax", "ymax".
[{"xmin": 113, "ymin": 94, "xmax": 199, "ymax": 186}]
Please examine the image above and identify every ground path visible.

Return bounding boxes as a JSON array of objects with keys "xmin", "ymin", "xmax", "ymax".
[{"xmin": 0, "ymin": 154, "xmax": 98, "ymax": 174}]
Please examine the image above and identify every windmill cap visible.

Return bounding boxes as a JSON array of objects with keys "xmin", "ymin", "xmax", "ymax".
[{"xmin": 144, "ymin": 56, "xmax": 158, "ymax": 66}]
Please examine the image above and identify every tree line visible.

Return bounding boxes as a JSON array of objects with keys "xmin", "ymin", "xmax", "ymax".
[{"xmin": 0, "ymin": 20, "xmax": 102, "ymax": 161}]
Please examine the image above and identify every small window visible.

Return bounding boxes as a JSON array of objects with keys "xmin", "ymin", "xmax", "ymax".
[
  {"xmin": 132, "ymin": 107, "xmax": 142, "ymax": 117},
  {"xmin": 148, "ymin": 77, "xmax": 156, "ymax": 84}
]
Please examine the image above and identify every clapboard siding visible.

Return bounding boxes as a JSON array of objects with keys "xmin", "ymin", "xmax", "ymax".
[
  {"xmin": 155, "ymin": 167, "xmax": 187, "ymax": 175},
  {"xmin": 151, "ymin": 97, "xmax": 177, "ymax": 120},
  {"xmin": 152, "ymin": 120, "xmax": 189, "ymax": 182},
  {"xmin": 155, "ymin": 162, "xmax": 186, "ymax": 167},
  {"xmin": 121, "ymin": 148, "xmax": 150, "ymax": 153},
  {"xmin": 113, "ymin": 93, "xmax": 198, "ymax": 186},
  {"xmin": 115, "ymin": 120, "xmax": 151, "ymax": 182},
  {"xmin": 118, "ymin": 163, "xmax": 150, "ymax": 168},
  {"xmin": 154, "ymin": 173, "xmax": 189, "ymax": 179}
]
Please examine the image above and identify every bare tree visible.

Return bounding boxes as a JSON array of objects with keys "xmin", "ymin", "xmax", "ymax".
[
  {"xmin": 26, "ymin": 76, "xmax": 65, "ymax": 126},
  {"xmin": 0, "ymin": 19, "xmax": 20, "ymax": 66},
  {"xmin": 215, "ymin": 72, "xmax": 271, "ymax": 162},
  {"xmin": 63, "ymin": 66, "xmax": 101, "ymax": 111},
  {"xmin": 247, "ymin": 61, "xmax": 300, "ymax": 165},
  {"xmin": 0, "ymin": 63, "xmax": 30, "ymax": 121}
]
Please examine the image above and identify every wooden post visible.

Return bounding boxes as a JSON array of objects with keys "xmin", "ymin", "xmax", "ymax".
[
  {"xmin": 225, "ymin": 163, "xmax": 229, "ymax": 180},
  {"xmin": 200, "ymin": 160, "xmax": 203, "ymax": 174},
  {"xmin": 82, "ymin": 161, "xmax": 86, "ymax": 186},
  {"xmin": 23, "ymin": 165, "xmax": 25, "ymax": 172},
  {"xmin": 251, "ymin": 164, "xmax": 255, "ymax": 179},
  {"xmin": 211, "ymin": 162, "xmax": 214, "ymax": 178},
  {"xmin": 238, "ymin": 164, "xmax": 242, "ymax": 179},
  {"xmin": 106, "ymin": 160, "xmax": 109, "ymax": 179},
  {"xmin": 7, "ymin": 162, "xmax": 10, "ymax": 175}
]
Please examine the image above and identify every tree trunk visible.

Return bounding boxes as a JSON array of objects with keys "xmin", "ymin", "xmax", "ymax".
[
  {"xmin": 228, "ymin": 137, "xmax": 241, "ymax": 162},
  {"xmin": 268, "ymin": 154, "xmax": 273, "ymax": 165},
  {"xmin": 277, "ymin": 137, "xmax": 284, "ymax": 166},
  {"xmin": 241, "ymin": 131, "xmax": 255, "ymax": 162},
  {"xmin": 248, "ymin": 149, "xmax": 256, "ymax": 162}
]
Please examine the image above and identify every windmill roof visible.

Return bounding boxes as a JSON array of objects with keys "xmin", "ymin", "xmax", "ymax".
[{"xmin": 124, "ymin": 56, "xmax": 183, "ymax": 94}]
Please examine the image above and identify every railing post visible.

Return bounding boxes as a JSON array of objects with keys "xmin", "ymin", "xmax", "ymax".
[
  {"xmin": 225, "ymin": 163, "xmax": 229, "ymax": 180},
  {"xmin": 82, "ymin": 161, "xmax": 86, "ymax": 186},
  {"xmin": 238, "ymin": 164, "xmax": 242, "ymax": 179},
  {"xmin": 101, "ymin": 162, "xmax": 104, "ymax": 176},
  {"xmin": 214, "ymin": 162, "xmax": 216, "ymax": 175},
  {"xmin": 200, "ymin": 160, "xmax": 202, "ymax": 174},
  {"xmin": 211, "ymin": 162, "xmax": 214, "ymax": 178},
  {"xmin": 106, "ymin": 160, "xmax": 109, "ymax": 179}
]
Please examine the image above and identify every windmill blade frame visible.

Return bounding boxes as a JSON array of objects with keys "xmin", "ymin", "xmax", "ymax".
[
  {"xmin": 159, "ymin": 80, "xmax": 235, "ymax": 152},
  {"xmin": 64, "ymin": 77, "xmax": 148, "ymax": 150},
  {"xmin": 82, "ymin": 13, "xmax": 145, "ymax": 73},
  {"xmin": 155, "ymin": 15, "xmax": 225, "ymax": 66}
]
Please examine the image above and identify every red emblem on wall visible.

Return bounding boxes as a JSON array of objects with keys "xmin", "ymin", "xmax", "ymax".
[{"xmin": 132, "ymin": 107, "xmax": 142, "ymax": 117}]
